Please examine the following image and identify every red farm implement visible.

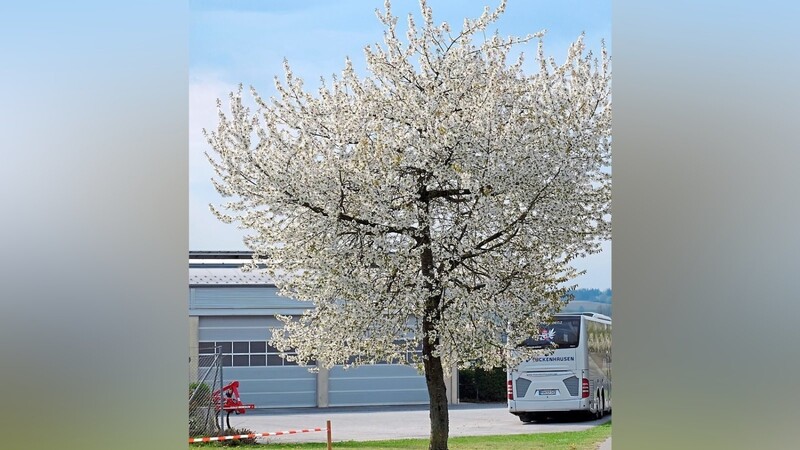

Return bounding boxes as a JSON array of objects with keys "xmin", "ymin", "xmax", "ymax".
[{"xmin": 212, "ymin": 380, "xmax": 255, "ymax": 429}]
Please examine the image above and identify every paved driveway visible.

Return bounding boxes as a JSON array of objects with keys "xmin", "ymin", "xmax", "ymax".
[{"xmin": 228, "ymin": 403, "xmax": 611, "ymax": 444}]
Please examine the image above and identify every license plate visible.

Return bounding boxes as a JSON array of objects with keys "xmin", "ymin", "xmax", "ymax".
[{"xmin": 537, "ymin": 389, "xmax": 558, "ymax": 396}]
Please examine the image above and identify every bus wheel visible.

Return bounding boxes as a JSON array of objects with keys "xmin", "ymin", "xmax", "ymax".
[
  {"xmin": 599, "ymin": 394, "xmax": 606, "ymax": 418},
  {"xmin": 595, "ymin": 392, "xmax": 603, "ymax": 419}
]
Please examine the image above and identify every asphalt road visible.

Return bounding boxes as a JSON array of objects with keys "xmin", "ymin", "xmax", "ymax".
[{"xmin": 227, "ymin": 403, "xmax": 611, "ymax": 444}]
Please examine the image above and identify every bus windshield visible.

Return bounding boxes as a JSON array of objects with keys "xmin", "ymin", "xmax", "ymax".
[{"xmin": 520, "ymin": 317, "xmax": 581, "ymax": 349}]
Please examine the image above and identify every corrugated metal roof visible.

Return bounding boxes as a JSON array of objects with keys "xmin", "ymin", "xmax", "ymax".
[
  {"xmin": 189, "ymin": 251, "xmax": 253, "ymax": 259},
  {"xmin": 189, "ymin": 267, "xmax": 275, "ymax": 286}
]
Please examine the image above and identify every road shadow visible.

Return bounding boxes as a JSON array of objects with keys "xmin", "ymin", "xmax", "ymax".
[{"xmin": 520, "ymin": 412, "xmax": 612, "ymax": 425}]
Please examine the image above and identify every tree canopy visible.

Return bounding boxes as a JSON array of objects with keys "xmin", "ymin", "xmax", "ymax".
[{"xmin": 205, "ymin": 1, "xmax": 610, "ymax": 447}]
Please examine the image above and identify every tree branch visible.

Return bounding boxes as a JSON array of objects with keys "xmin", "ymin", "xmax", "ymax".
[{"xmin": 284, "ymin": 191, "xmax": 418, "ymax": 236}]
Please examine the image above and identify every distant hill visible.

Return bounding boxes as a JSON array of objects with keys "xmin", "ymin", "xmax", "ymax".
[
  {"xmin": 568, "ymin": 288, "xmax": 612, "ymax": 303},
  {"xmin": 561, "ymin": 300, "xmax": 612, "ymax": 316},
  {"xmin": 561, "ymin": 288, "xmax": 612, "ymax": 316}
]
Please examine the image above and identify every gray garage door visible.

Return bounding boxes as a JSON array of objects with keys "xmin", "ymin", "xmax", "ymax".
[
  {"xmin": 329, "ymin": 364, "xmax": 428, "ymax": 406},
  {"xmin": 198, "ymin": 316, "xmax": 317, "ymax": 408}
]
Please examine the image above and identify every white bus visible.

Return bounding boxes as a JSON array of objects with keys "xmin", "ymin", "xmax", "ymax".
[{"xmin": 507, "ymin": 312, "xmax": 611, "ymax": 422}]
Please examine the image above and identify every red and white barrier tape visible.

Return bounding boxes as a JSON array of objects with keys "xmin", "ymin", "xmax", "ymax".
[{"xmin": 189, "ymin": 426, "xmax": 324, "ymax": 443}]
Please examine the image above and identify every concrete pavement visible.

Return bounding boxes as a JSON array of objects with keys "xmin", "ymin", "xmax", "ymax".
[{"xmin": 225, "ymin": 403, "xmax": 611, "ymax": 444}]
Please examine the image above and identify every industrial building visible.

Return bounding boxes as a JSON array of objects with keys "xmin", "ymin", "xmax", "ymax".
[{"xmin": 189, "ymin": 251, "xmax": 458, "ymax": 408}]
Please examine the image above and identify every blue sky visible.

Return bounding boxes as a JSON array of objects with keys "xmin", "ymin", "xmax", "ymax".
[{"xmin": 189, "ymin": 0, "xmax": 611, "ymax": 289}]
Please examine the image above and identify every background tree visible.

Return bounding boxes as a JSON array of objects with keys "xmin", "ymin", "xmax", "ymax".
[{"xmin": 205, "ymin": 1, "xmax": 610, "ymax": 448}]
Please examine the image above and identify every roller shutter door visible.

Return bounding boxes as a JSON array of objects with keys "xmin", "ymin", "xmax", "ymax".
[
  {"xmin": 329, "ymin": 365, "xmax": 428, "ymax": 406},
  {"xmin": 198, "ymin": 316, "xmax": 317, "ymax": 408}
]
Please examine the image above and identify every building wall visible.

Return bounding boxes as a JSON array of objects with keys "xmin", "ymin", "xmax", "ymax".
[{"xmin": 190, "ymin": 286, "xmax": 309, "ymax": 316}]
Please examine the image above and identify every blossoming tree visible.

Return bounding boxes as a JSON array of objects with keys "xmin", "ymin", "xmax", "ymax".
[{"xmin": 205, "ymin": 1, "xmax": 610, "ymax": 448}]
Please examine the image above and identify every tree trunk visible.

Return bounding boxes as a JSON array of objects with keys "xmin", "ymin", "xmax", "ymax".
[
  {"xmin": 422, "ymin": 324, "xmax": 449, "ymax": 450},
  {"xmin": 418, "ymin": 187, "xmax": 449, "ymax": 450}
]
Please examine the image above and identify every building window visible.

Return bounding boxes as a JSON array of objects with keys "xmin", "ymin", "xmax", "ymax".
[
  {"xmin": 233, "ymin": 341, "xmax": 249, "ymax": 353},
  {"xmin": 198, "ymin": 341, "xmax": 303, "ymax": 367}
]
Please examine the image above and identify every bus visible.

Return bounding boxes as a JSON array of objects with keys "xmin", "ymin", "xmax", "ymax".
[{"xmin": 507, "ymin": 312, "xmax": 611, "ymax": 422}]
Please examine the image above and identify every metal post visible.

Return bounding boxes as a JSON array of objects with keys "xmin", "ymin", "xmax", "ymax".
[{"xmin": 218, "ymin": 346, "xmax": 225, "ymax": 432}]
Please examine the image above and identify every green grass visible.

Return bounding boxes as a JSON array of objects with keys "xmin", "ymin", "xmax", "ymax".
[{"xmin": 190, "ymin": 421, "xmax": 610, "ymax": 450}]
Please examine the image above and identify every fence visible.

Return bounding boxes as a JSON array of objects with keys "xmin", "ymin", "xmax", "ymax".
[
  {"xmin": 189, "ymin": 420, "xmax": 333, "ymax": 449},
  {"xmin": 189, "ymin": 346, "xmax": 225, "ymax": 436}
]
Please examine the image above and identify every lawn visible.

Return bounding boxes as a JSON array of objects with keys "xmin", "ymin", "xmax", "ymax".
[{"xmin": 190, "ymin": 421, "xmax": 610, "ymax": 450}]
